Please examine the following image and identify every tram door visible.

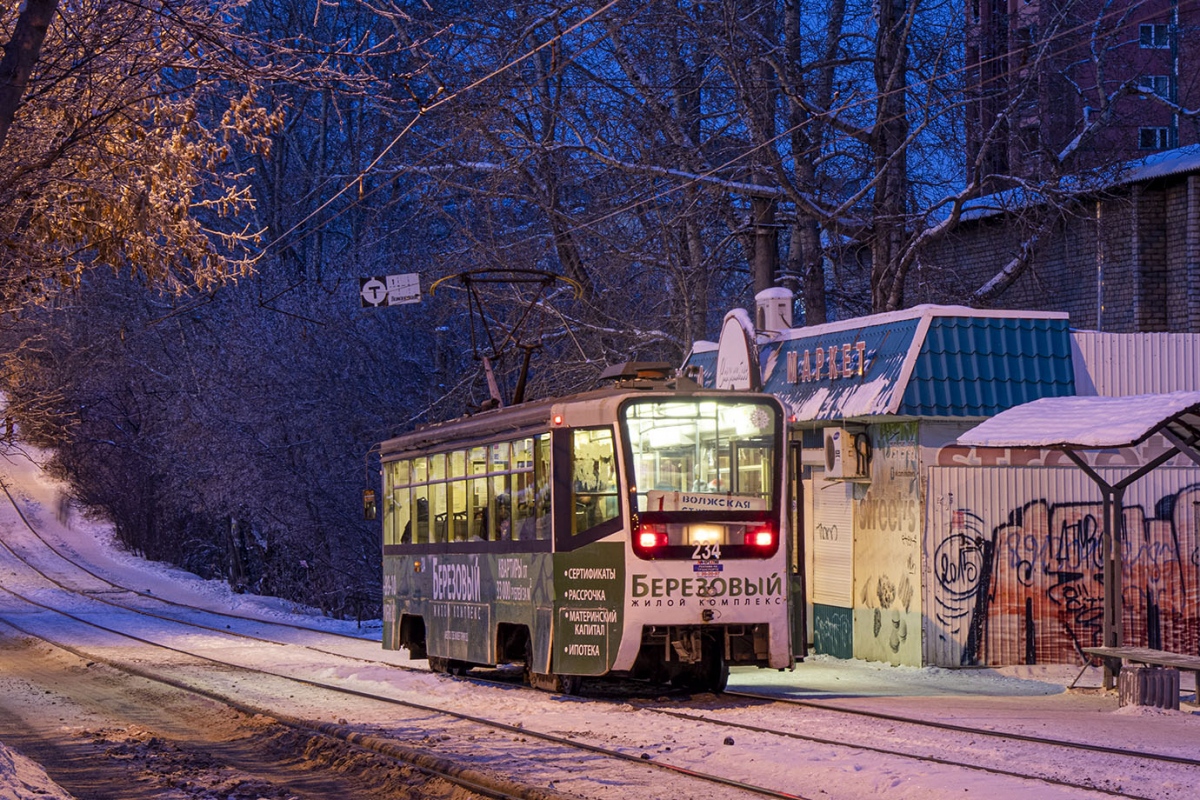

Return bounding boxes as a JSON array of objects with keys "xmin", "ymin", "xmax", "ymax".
[{"xmin": 788, "ymin": 439, "xmax": 808, "ymax": 659}]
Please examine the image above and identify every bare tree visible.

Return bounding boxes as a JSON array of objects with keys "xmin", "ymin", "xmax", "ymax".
[{"xmin": 0, "ymin": 0, "xmax": 280, "ymax": 315}]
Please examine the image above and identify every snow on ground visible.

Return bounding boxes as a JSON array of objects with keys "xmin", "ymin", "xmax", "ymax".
[
  {"xmin": 1, "ymin": 447, "xmax": 380, "ymax": 638},
  {"xmin": 0, "ymin": 746, "xmax": 72, "ymax": 800},
  {"xmin": 1, "ymin": 447, "xmax": 1199, "ymax": 800}
]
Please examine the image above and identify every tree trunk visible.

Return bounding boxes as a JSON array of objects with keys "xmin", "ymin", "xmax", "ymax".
[
  {"xmin": 871, "ymin": 0, "xmax": 911, "ymax": 312},
  {"xmin": 0, "ymin": 0, "xmax": 58, "ymax": 153}
]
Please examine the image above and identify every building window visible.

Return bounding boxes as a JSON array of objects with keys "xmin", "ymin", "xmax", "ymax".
[
  {"xmin": 1016, "ymin": 26, "xmax": 1036, "ymax": 66},
  {"xmin": 1139, "ymin": 127, "xmax": 1170, "ymax": 150},
  {"xmin": 1138, "ymin": 75, "xmax": 1170, "ymax": 98},
  {"xmin": 1139, "ymin": 23, "xmax": 1169, "ymax": 48}
]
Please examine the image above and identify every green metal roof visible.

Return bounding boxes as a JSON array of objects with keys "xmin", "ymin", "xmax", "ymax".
[
  {"xmin": 898, "ymin": 315, "xmax": 1076, "ymax": 417},
  {"xmin": 686, "ymin": 306, "xmax": 1076, "ymax": 421}
]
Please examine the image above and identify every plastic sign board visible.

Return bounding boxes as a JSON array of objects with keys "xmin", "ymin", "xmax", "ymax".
[
  {"xmin": 360, "ymin": 273, "xmax": 421, "ymax": 307},
  {"xmin": 646, "ymin": 490, "xmax": 768, "ymax": 512},
  {"xmin": 715, "ymin": 309, "xmax": 761, "ymax": 390}
]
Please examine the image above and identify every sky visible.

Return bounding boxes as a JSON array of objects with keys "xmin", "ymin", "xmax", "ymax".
[{"xmin": 1, "ymin": 447, "xmax": 1198, "ymax": 800}]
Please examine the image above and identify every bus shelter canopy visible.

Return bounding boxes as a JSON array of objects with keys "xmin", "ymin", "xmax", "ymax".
[
  {"xmin": 957, "ymin": 391, "xmax": 1200, "ymax": 682},
  {"xmin": 956, "ymin": 390, "xmax": 1200, "ymax": 454}
]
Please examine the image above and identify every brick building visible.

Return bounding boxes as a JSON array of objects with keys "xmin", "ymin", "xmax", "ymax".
[
  {"xmin": 913, "ymin": 146, "xmax": 1200, "ymax": 332},
  {"xmin": 966, "ymin": 0, "xmax": 1199, "ymax": 185}
]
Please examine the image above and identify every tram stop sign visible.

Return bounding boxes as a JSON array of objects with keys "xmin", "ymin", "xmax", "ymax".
[{"xmin": 360, "ymin": 273, "xmax": 421, "ymax": 307}]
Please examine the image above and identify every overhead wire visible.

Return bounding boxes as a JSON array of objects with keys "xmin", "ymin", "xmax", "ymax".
[
  {"xmin": 260, "ymin": 0, "xmax": 623, "ymax": 257},
  {"xmin": 254, "ymin": 0, "xmax": 1196, "ymax": 272}
]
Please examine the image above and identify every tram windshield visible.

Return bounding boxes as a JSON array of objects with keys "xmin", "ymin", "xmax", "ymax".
[{"xmin": 622, "ymin": 399, "xmax": 778, "ymax": 514}]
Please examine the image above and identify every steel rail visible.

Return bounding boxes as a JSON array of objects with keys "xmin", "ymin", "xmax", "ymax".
[
  {"xmin": 724, "ymin": 689, "xmax": 1200, "ymax": 767},
  {"xmin": 459, "ymin": 672, "xmax": 1176, "ymax": 800},
  {"xmin": 647, "ymin": 705, "xmax": 1167, "ymax": 800},
  {"xmin": 0, "ymin": 581, "xmax": 809, "ymax": 800}
]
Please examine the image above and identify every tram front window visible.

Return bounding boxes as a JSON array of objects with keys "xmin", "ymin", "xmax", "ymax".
[{"xmin": 622, "ymin": 398, "xmax": 780, "ymax": 557}]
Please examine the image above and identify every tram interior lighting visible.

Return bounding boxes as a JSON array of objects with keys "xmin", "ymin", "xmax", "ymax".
[{"xmin": 646, "ymin": 426, "xmax": 679, "ymax": 449}]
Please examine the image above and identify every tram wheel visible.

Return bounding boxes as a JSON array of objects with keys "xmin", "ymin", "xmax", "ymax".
[
  {"xmin": 706, "ymin": 650, "xmax": 729, "ymax": 694},
  {"xmin": 673, "ymin": 642, "xmax": 728, "ymax": 694},
  {"xmin": 702, "ymin": 635, "xmax": 729, "ymax": 694}
]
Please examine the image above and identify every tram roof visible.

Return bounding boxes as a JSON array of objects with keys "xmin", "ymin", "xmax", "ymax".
[{"xmin": 378, "ymin": 378, "xmax": 778, "ymax": 459}]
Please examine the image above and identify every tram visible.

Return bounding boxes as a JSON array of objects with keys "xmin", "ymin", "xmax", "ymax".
[{"xmin": 378, "ymin": 363, "xmax": 792, "ymax": 693}]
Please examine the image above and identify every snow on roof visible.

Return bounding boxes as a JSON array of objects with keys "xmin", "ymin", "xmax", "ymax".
[
  {"xmin": 957, "ymin": 144, "xmax": 1200, "ymax": 222},
  {"xmin": 1119, "ymin": 143, "xmax": 1200, "ymax": 183},
  {"xmin": 770, "ymin": 303, "xmax": 1066, "ymax": 342},
  {"xmin": 957, "ymin": 391, "xmax": 1200, "ymax": 449}
]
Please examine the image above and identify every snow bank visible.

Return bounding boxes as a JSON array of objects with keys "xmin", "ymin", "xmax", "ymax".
[{"xmin": 0, "ymin": 742, "xmax": 73, "ymax": 800}]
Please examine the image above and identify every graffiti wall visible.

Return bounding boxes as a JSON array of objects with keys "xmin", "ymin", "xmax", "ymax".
[
  {"xmin": 853, "ymin": 422, "xmax": 922, "ymax": 665},
  {"xmin": 924, "ymin": 464, "xmax": 1200, "ymax": 667}
]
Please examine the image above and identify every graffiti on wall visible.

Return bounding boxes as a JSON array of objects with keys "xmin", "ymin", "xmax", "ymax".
[
  {"xmin": 932, "ymin": 509, "xmax": 994, "ymax": 665},
  {"xmin": 854, "ymin": 422, "xmax": 921, "ymax": 664},
  {"xmin": 929, "ymin": 475, "xmax": 1200, "ymax": 666},
  {"xmin": 813, "ymin": 604, "xmax": 854, "ymax": 659},
  {"xmin": 938, "ymin": 437, "xmax": 1181, "ymax": 471}
]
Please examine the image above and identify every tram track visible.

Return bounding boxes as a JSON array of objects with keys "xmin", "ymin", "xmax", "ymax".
[
  {"xmin": 641, "ymin": 702, "xmax": 1188, "ymax": 800},
  {"xmin": 0, "ymin": 576, "xmax": 807, "ymax": 800},
  {"xmin": 0, "ymin": 486, "xmax": 809, "ymax": 799},
  {"xmin": 456, "ymin": 673, "xmax": 1192, "ymax": 800},
  {"xmin": 1, "ymin": 476, "xmax": 1195, "ymax": 799},
  {"xmin": 723, "ymin": 689, "xmax": 1200, "ymax": 767},
  {"xmin": 0, "ymin": 599, "xmax": 558, "ymax": 800}
]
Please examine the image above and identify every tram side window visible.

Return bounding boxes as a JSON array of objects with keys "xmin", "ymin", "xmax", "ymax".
[
  {"xmin": 430, "ymin": 484, "xmax": 448, "ymax": 542},
  {"xmin": 468, "ymin": 446, "xmax": 488, "ymax": 540},
  {"xmin": 513, "ymin": 437, "xmax": 537, "ymax": 540},
  {"xmin": 572, "ymin": 427, "xmax": 619, "ymax": 534},
  {"xmin": 386, "ymin": 434, "xmax": 550, "ymax": 547},
  {"xmin": 534, "ymin": 434, "xmax": 551, "ymax": 540},
  {"xmin": 490, "ymin": 476, "xmax": 510, "ymax": 540},
  {"xmin": 448, "ymin": 450, "xmax": 468, "ymax": 541},
  {"xmin": 734, "ymin": 440, "xmax": 773, "ymax": 500},
  {"xmin": 411, "ymin": 486, "xmax": 430, "ymax": 543},
  {"xmin": 387, "ymin": 463, "xmax": 411, "ymax": 546}
]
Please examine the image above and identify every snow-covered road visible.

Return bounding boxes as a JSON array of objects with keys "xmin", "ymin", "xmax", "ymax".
[{"xmin": 0, "ymin": 448, "xmax": 1197, "ymax": 800}]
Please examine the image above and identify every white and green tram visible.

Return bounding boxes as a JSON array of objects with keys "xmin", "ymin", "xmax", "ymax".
[{"xmin": 379, "ymin": 363, "xmax": 793, "ymax": 693}]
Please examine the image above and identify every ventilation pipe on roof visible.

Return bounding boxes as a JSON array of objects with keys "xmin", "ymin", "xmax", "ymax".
[{"xmin": 755, "ymin": 287, "xmax": 793, "ymax": 335}]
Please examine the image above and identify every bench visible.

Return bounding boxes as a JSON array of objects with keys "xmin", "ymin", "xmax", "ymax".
[{"xmin": 1079, "ymin": 646, "xmax": 1200, "ymax": 700}]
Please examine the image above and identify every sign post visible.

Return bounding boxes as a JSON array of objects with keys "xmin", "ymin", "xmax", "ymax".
[{"xmin": 360, "ymin": 273, "xmax": 421, "ymax": 307}]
